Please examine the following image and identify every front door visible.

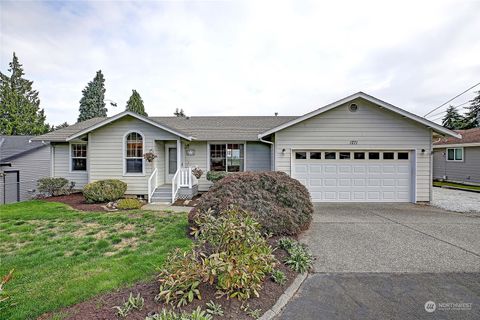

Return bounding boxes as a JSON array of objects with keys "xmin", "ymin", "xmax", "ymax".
[{"xmin": 165, "ymin": 144, "xmax": 178, "ymax": 182}]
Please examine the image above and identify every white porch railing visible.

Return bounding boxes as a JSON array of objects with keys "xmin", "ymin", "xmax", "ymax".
[
  {"xmin": 147, "ymin": 168, "xmax": 158, "ymax": 203},
  {"xmin": 172, "ymin": 167, "xmax": 198, "ymax": 203}
]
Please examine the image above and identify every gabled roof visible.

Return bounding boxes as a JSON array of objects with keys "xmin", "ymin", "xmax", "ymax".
[
  {"xmin": 65, "ymin": 111, "xmax": 194, "ymax": 141},
  {"xmin": 433, "ymin": 128, "xmax": 480, "ymax": 147},
  {"xmin": 258, "ymin": 92, "xmax": 461, "ymax": 139},
  {"xmin": 0, "ymin": 135, "xmax": 49, "ymax": 163}
]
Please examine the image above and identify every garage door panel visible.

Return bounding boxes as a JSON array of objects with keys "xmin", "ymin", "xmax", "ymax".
[{"xmin": 292, "ymin": 151, "xmax": 412, "ymax": 203}]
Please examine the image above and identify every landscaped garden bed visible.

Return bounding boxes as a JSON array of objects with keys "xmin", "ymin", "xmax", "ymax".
[
  {"xmin": 42, "ymin": 192, "xmax": 107, "ymax": 211},
  {"xmin": 38, "ymin": 237, "xmax": 299, "ymax": 320}
]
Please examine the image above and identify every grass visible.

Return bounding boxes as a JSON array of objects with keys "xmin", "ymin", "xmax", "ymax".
[
  {"xmin": 433, "ymin": 181, "xmax": 480, "ymax": 191},
  {"xmin": 0, "ymin": 201, "xmax": 191, "ymax": 320}
]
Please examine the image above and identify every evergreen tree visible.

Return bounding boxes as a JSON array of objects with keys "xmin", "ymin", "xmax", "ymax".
[
  {"xmin": 463, "ymin": 90, "xmax": 480, "ymax": 128},
  {"xmin": 0, "ymin": 53, "xmax": 50, "ymax": 135},
  {"xmin": 441, "ymin": 105, "xmax": 465, "ymax": 130},
  {"xmin": 78, "ymin": 70, "xmax": 107, "ymax": 122},
  {"xmin": 53, "ymin": 122, "xmax": 69, "ymax": 130},
  {"xmin": 174, "ymin": 108, "xmax": 186, "ymax": 118},
  {"xmin": 125, "ymin": 89, "xmax": 147, "ymax": 116}
]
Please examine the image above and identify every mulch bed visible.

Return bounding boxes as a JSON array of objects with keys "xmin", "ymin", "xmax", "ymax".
[
  {"xmin": 172, "ymin": 194, "xmax": 202, "ymax": 207},
  {"xmin": 38, "ymin": 238, "xmax": 298, "ymax": 320},
  {"xmin": 42, "ymin": 193, "xmax": 107, "ymax": 211}
]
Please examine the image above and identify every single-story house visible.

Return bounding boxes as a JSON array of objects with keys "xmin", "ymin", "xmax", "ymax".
[
  {"xmin": 0, "ymin": 135, "xmax": 51, "ymax": 204},
  {"xmin": 33, "ymin": 92, "xmax": 459, "ymax": 203},
  {"xmin": 433, "ymin": 127, "xmax": 480, "ymax": 185}
]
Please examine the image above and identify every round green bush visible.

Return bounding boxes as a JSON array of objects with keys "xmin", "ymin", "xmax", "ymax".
[
  {"xmin": 190, "ymin": 171, "xmax": 313, "ymax": 235},
  {"xmin": 83, "ymin": 179, "xmax": 127, "ymax": 203},
  {"xmin": 206, "ymin": 171, "xmax": 228, "ymax": 183},
  {"xmin": 116, "ymin": 198, "xmax": 143, "ymax": 210}
]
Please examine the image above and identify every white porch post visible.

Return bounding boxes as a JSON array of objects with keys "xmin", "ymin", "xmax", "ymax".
[{"xmin": 176, "ymin": 139, "xmax": 181, "ymax": 171}]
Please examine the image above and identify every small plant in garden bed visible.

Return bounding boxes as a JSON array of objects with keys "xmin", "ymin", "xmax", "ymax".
[
  {"xmin": 146, "ymin": 307, "xmax": 212, "ymax": 320},
  {"xmin": 206, "ymin": 300, "xmax": 224, "ymax": 316},
  {"xmin": 37, "ymin": 177, "xmax": 74, "ymax": 196},
  {"xmin": 279, "ymin": 237, "xmax": 313, "ymax": 273},
  {"xmin": 112, "ymin": 292, "xmax": 144, "ymax": 317},
  {"xmin": 205, "ymin": 171, "xmax": 228, "ymax": 182},
  {"xmin": 116, "ymin": 198, "xmax": 144, "ymax": 210},
  {"xmin": 241, "ymin": 303, "xmax": 262, "ymax": 319},
  {"xmin": 270, "ymin": 269, "xmax": 287, "ymax": 285},
  {"xmin": 83, "ymin": 179, "xmax": 127, "ymax": 203}
]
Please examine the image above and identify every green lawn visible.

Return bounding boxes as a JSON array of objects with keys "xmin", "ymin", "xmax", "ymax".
[
  {"xmin": 0, "ymin": 201, "xmax": 191, "ymax": 320},
  {"xmin": 433, "ymin": 181, "xmax": 480, "ymax": 191}
]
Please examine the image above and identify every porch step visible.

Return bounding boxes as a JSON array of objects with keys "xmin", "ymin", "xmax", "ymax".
[{"xmin": 150, "ymin": 185, "xmax": 172, "ymax": 203}]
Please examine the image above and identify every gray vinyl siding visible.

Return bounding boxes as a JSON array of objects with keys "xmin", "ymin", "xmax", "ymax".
[
  {"xmin": 274, "ymin": 98, "xmax": 432, "ymax": 202},
  {"xmin": 433, "ymin": 146, "xmax": 480, "ymax": 184},
  {"xmin": 0, "ymin": 146, "xmax": 50, "ymax": 203},
  {"xmin": 183, "ymin": 141, "xmax": 210, "ymax": 191},
  {"xmin": 88, "ymin": 116, "xmax": 179, "ymax": 195},
  {"xmin": 246, "ymin": 142, "xmax": 271, "ymax": 171},
  {"xmin": 52, "ymin": 143, "xmax": 88, "ymax": 188}
]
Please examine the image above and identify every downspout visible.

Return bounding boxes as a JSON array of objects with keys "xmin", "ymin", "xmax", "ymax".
[{"xmin": 259, "ymin": 136, "xmax": 275, "ymax": 171}]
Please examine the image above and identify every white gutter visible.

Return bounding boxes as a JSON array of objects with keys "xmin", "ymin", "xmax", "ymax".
[{"xmin": 259, "ymin": 138, "xmax": 275, "ymax": 171}]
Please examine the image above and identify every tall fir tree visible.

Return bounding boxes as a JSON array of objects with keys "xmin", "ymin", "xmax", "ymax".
[
  {"xmin": 463, "ymin": 90, "xmax": 480, "ymax": 128},
  {"xmin": 125, "ymin": 89, "xmax": 147, "ymax": 116},
  {"xmin": 0, "ymin": 52, "xmax": 50, "ymax": 135},
  {"xmin": 174, "ymin": 108, "xmax": 186, "ymax": 118},
  {"xmin": 441, "ymin": 105, "xmax": 465, "ymax": 130},
  {"xmin": 78, "ymin": 70, "xmax": 107, "ymax": 122}
]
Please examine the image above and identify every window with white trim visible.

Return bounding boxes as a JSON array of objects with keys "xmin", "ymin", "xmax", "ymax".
[
  {"xmin": 71, "ymin": 143, "xmax": 87, "ymax": 171},
  {"xmin": 209, "ymin": 143, "xmax": 244, "ymax": 172},
  {"xmin": 125, "ymin": 132, "xmax": 144, "ymax": 173},
  {"xmin": 447, "ymin": 148, "xmax": 463, "ymax": 161}
]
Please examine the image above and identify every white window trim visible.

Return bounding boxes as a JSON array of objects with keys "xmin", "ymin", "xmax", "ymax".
[
  {"xmin": 123, "ymin": 130, "xmax": 146, "ymax": 176},
  {"xmin": 207, "ymin": 141, "xmax": 246, "ymax": 172},
  {"xmin": 69, "ymin": 141, "xmax": 87, "ymax": 173},
  {"xmin": 446, "ymin": 147, "xmax": 464, "ymax": 162}
]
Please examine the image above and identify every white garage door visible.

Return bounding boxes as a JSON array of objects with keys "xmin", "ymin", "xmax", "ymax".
[{"xmin": 292, "ymin": 151, "xmax": 412, "ymax": 202}]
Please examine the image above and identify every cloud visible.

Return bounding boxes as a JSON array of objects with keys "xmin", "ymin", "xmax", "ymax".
[{"xmin": 1, "ymin": 0, "xmax": 479, "ymax": 125}]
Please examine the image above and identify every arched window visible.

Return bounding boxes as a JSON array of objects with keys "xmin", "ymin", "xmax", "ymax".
[{"xmin": 125, "ymin": 132, "xmax": 144, "ymax": 174}]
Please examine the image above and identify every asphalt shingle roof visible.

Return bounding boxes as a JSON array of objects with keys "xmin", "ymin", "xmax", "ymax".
[
  {"xmin": 433, "ymin": 128, "xmax": 480, "ymax": 145},
  {"xmin": 0, "ymin": 135, "xmax": 49, "ymax": 162},
  {"xmin": 34, "ymin": 115, "xmax": 298, "ymax": 142}
]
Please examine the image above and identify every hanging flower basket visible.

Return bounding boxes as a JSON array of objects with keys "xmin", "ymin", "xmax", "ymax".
[
  {"xmin": 192, "ymin": 167, "xmax": 203, "ymax": 179},
  {"xmin": 143, "ymin": 151, "xmax": 158, "ymax": 163}
]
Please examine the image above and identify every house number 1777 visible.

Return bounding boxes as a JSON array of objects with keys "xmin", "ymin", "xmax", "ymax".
[{"xmin": 350, "ymin": 140, "xmax": 358, "ymax": 145}]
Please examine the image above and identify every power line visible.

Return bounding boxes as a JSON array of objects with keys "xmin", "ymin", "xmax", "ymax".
[
  {"xmin": 426, "ymin": 100, "xmax": 471, "ymax": 119},
  {"xmin": 423, "ymin": 81, "xmax": 480, "ymax": 117}
]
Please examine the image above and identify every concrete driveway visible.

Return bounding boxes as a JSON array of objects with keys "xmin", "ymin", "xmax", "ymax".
[{"xmin": 277, "ymin": 203, "xmax": 480, "ymax": 320}]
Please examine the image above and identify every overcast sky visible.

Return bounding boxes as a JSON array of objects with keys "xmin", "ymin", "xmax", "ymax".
[{"xmin": 1, "ymin": 0, "xmax": 479, "ymax": 125}]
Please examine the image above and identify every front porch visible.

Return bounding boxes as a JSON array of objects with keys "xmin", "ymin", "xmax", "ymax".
[{"xmin": 146, "ymin": 139, "xmax": 199, "ymax": 203}]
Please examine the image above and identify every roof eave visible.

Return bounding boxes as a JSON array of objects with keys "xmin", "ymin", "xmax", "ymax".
[{"xmin": 65, "ymin": 111, "xmax": 193, "ymax": 142}]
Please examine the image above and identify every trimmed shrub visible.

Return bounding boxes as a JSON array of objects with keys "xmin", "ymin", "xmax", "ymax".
[
  {"xmin": 83, "ymin": 179, "xmax": 127, "ymax": 203},
  {"xmin": 191, "ymin": 171, "xmax": 313, "ymax": 235},
  {"xmin": 206, "ymin": 171, "xmax": 228, "ymax": 183},
  {"xmin": 37, "ymin": 177, "xmax": 71, "ymax": 196},
  {"xmin": 116, "ymin": 198, "xmax": 143, "ymax": 210}
]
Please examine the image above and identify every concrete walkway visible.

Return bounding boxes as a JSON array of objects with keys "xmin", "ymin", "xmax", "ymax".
[
  {"xmin": 276, "ymin": 203, "xmax": 480, "ymax": 320},
  {"xmin": 141, "ymin": 203, "xmax": 193, "ymax": 212}
]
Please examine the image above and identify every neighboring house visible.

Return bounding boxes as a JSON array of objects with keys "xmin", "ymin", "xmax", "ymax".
[
  {"xmin": 0, "ymin": 136, "xmax": 51, "ymax": 204},
  {"xmin": 33, "ymin": 92, "xmax": 459, "ymax": 203},
  {"xmin": 433, "ymin": 128, "xmax": 480, "ymax": 185}
]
